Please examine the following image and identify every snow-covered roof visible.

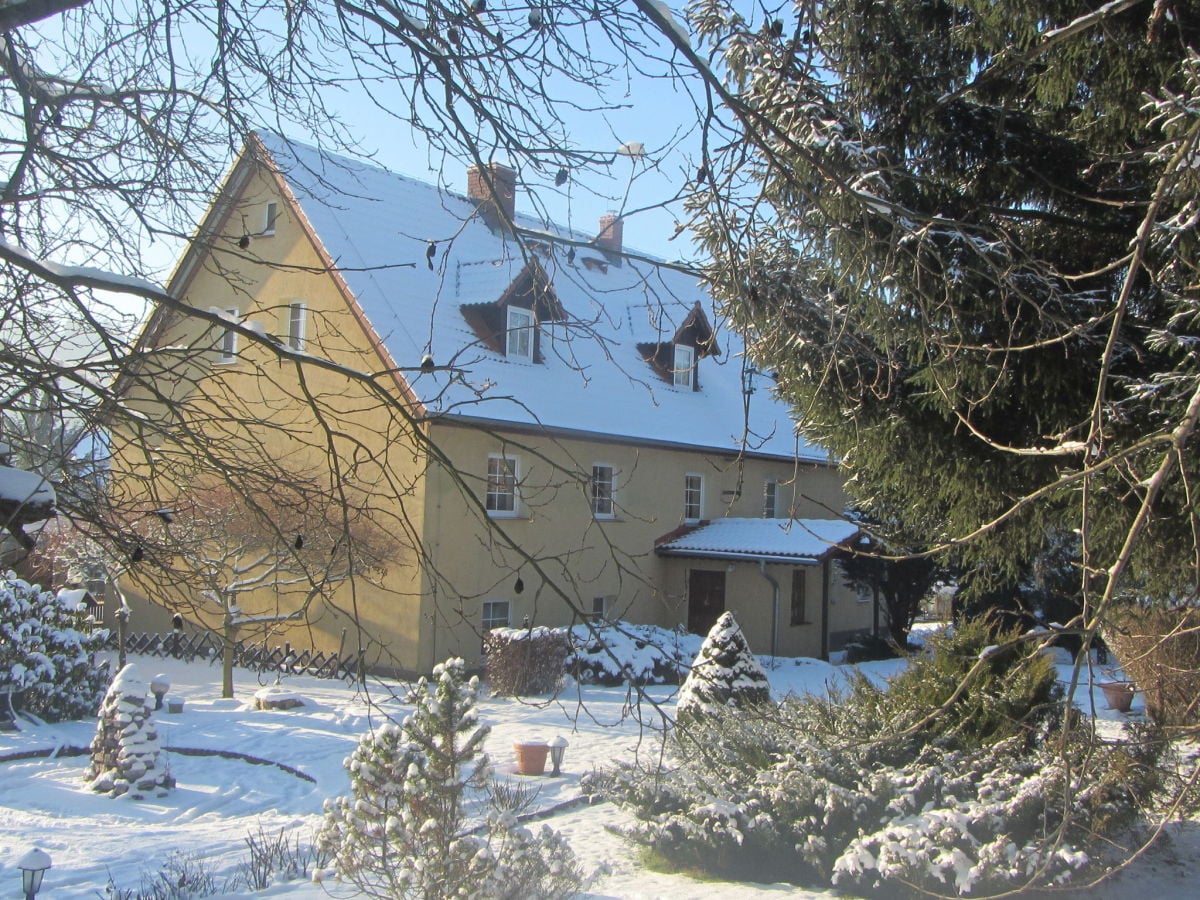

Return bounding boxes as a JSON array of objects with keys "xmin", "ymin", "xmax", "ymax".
[
  {"xmin": 0, "ymin": 465, "xmax": 56, "ymax": 520},
  {"xmin": 656, "ymin": 518, "xmax": 859, "ymax": 564},
  {"xmin": 258, "ymin": 134, "xmax": 825, "ymax": 462},
  {"xmin": 56, "ymin": 587, "xmax": 94, "ymax": 611}
]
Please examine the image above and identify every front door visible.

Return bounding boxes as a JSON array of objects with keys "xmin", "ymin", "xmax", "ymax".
[{"xmin": 687, "ymin": 569, "xmax": 726, "ymax": 635}]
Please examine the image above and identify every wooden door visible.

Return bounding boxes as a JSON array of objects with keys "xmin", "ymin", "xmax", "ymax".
[{"xmin": 687, "ymin": 569, "xmax": 726, "ymax": 636}]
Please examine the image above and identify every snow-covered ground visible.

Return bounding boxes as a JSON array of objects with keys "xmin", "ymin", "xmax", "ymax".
[{"xmin": 0, "ymin": 646, "xmax": 1194, "ymax": 899}]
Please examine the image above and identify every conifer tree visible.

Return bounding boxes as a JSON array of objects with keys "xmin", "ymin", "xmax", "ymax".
[
  {"xmin": 677, "ymin": 611, "xmax": 771, "ymax": 721},
  {"xmin": 320, "ymin": 657, "xmax": 581, "ymax": 899},
  {"xmin": 688, "ymin": 1, "xmax": 1200, "ymax": 602}
]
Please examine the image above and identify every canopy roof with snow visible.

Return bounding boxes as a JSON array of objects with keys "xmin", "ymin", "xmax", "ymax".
[
  {"xmin": 254, "ymin": 133, "xmax": 825, "ymax": 462},
  {"xmin": 656, "ymin": 518, "xmax": 859, "ymax": 565}
]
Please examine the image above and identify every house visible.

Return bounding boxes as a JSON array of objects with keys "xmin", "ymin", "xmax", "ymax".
[{"xmin": 114, "ymin": 133, "xmax": 876, "ymax": 674}]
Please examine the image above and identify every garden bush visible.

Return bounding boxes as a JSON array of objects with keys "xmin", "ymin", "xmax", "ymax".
[
  {"xmin": 484, "ymin": 626, "xmax": 569, "ymax": 696},
  {"xmin": 589, "ymin": 620, "xmax": 1161, "ymax": 895},
  {"xmin": 1106, "ymin": 604, "xmax": 1200, "ymax": 728},
  {"xmin": 0, "ymin": 572, "xmax": 109, "ymax": 722},
  {"xmin": 564, "ymin": 621, "xmax": 700, "ymax": 685},
  {"xmin": 676, "ymin": 612, "xmax": 770, "ymax": 721}
]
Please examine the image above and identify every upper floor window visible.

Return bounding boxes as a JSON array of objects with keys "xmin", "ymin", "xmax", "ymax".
[
  {"xmin": 673, "ymin": 344, "xmax": 695, "ymax": 389},
  {"xmin": 684, "ymin": 473, "xmax": 703, "ymax": 522},
  {"xmin": 218, "ymin": 308, "xmax": 239, "ymax": 363},
  {"xmin": 763, "ymin": 480, "xmax": 778, "ymax": 518},
  {"xmin": 506, "ymin": 306, "xmax": 535, "ymax": 361},
  {"xmin": 287, "ymin": 302, "xmax": 306, "ymax": 351},
  {"xmin": 591, "ymin": 464, "xmax": 615, "ymax": 518},
  {"xmin": 263, "ymin": 201, "xmax": 278, "ymax": 236},
  {"xmin": 482, "ymin": 599, "xmax": 510, "ymax": 632},
  {"xmin": 486, "ymin": 454, "xmax": 519, "ymax": 516}
]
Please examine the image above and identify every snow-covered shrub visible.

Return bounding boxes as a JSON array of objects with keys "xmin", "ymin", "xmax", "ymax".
[
  {"xmin": 886, "ymin": 616, "xmax": 1062, "ymax": 746},
  {"xmin": 88, "ymin": 663, "xmax": 174, "ymax": 799},
  {"xmin": 565, "ymin": 620, "xmax": 701, "ymax": 685},
  {"xmin": 676, "ymin": 611, "xmax": 770, "ymax": 721},
  {"xmin": 591, "ymin": 625, "xmax": 1160, "ymax": 894},
  {"xmin": 484, "ymin": 626, "xmax": 569, "ymax": 696},
  {"xmin": 320, "ymin": 657, "xmax": 581, "ymax": 899},
  {"xmin": 0, "ymin": 571, "xmax": 108, "ymax": 721}
]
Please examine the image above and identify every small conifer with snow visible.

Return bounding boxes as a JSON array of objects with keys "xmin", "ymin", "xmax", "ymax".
[
  {"xmin": 320, "ymin": 657, "xmax": 581, "ymax": 899},
  {"xmin": 0, "ymin": 572, "xmax": 108, "ymax": 722},
  {"xmin": 676, "ymin": 611, "xmax": 771, "ymax": 721},
  {"xmin": 87, "ymin": 663, "xmax": 173, "ymax": 799}
]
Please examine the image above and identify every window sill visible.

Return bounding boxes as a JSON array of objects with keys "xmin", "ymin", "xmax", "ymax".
[
  {"xmin": 486, "ymin": 511, "xmax": 527, "ymax": 520},
  {"xmin": 790, "ymin": 621, "xmax": 814, "ymax": 627}
]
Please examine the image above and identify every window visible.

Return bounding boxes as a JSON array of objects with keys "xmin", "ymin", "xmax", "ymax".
[
  {"xmin": 591, "ymin": 595, "xmax": 607, "ymax": 621},
  {"xmin": 684, "ymin": 473, "xmax": 703, "ymax": 522},
  {"xmin": 218, "ymin": 308, "xmax": 239, "ymax": 363},
  {"xmin": 790, "ymin": 570, "xmax": 808, "ymax": 625},
  {"xmin": 763, "ymin": 480, "xmax": 778, "ymax": 518},
  {"xmin": 506, "ymin": 306, "xmax": 534, "ymax": 361},
  {"xmin": 287, "ymin": 302, "xmax": 306, "ymax": 351},
  {"xmin": 486, "ymin": 454, "xmax": 518, "ymax": 516},
  {"xmin": 673, "ymin": 343, "xmax": 695, "ymax": 389},
  {"xmin": 263, "ymin": 201, "xmax": 278, "ymax": 235},
  {"xmin": 591, "ymin": 464, "xmax": 615, "ymax": 518},
  {"xmin": 482, "ymin": 599, "xmax": 510, "ymax": 632}
]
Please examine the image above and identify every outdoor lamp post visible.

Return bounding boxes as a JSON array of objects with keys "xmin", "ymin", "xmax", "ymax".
[
  {"xmin": 150, "ymin": 674, "xmax": 170, "ymax": 710},
  {"xmin": 17, "ymin": 848, "xmax": 51, "ymax": 900},
  {"xmin": 548, "ymin": 736, "xmax": 568, "ymax": 776}
]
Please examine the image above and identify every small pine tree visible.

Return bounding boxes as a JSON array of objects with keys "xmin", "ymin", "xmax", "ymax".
[
  {"xmin": 0, "ymin": 572, "xmax": 108, "ymax": 722},
  {"xmin": 676, "ymin": 611, "xmax": 771, "ymax": 721},
  {"xmin": 87, "ymin": 663, "xmax": 173, "ymax": 798},
  {"xmin": 320, "ymin": 657, "xmax": 581, "ymax": 899}
]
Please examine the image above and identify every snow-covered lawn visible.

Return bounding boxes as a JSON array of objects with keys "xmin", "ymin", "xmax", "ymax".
[{"xmin": 0, "ymin": 649, "xmax": 1194, "ymax": 898}]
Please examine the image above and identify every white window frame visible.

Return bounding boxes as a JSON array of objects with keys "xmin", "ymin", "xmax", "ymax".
[
  {"xmin": 590, "ymin": 463, "xmax": 616, "ymax": 518},
  {"xmin": 287, "ymin": 301, "xmax": 306, "ymax": 351},
  {"xmin": 684, "ymin": 473, "xmax": 704, "ymax": 522},
  {"xmin": 482, "ymin": 599, "xmax": 510, "ymax": 632},
  {"xmin": 486, "ymin": 454, "xmax": 519, "ymax": 517},
  {"xmin": 673, "ymin": 343, "xmax": 695, "ymax": 389},
  {"xmin": 506, "ymin": 305, "xmax": 535, "ymax": 361},
  {"xmin": 763, "ymin": 479, "xmax": 778, "ymax": 518},
  {"xmin": 218, "ymin": 308, "xmax": 239, "ymax": 363},
  {"xmin": 263, "ymin": 200, "xmax": 278, "ymax": 236}
]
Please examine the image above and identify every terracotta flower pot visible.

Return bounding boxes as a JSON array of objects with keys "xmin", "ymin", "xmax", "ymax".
[
  {"xmin": 1099, "ymin": 681, "xmax": 1135, "ymax": 713},
  {"xmin": 513, "ymin": 741, "xmax": 549, "ymax": 775}
]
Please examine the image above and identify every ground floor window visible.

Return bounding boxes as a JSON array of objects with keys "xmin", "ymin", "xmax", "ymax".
[
  {"xmin": 482, "ymin": 599, "xmax": 510, "ymax": 632},
  {"xmin": 790, "ymin": 570, "xmax": 808, "ymax": 625}
]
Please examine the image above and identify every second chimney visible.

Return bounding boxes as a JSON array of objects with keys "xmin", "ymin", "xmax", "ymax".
[
  {"xmin": 595, "ymin": 212, "xmax": 623, "ymax": 255},
  {"xmin": 467, "ymin": 163, "xmax": 517, "ymax": 231}
]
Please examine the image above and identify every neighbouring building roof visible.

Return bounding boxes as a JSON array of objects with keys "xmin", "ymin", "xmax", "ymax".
[
  {"xmin": 256, "ymin": 133, "xmax": 828, "ymax": 462},
  {"xmin": 655, "ymin": 518, "xmax": 860, "ymax": 564}
]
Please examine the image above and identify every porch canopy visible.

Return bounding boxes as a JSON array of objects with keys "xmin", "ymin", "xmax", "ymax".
[{"xmin": 655, "ymin": 517, "xmax": 860, "ymax": 564}]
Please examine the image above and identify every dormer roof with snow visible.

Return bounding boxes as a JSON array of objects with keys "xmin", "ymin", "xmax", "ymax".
[{"xmin": 188, "ymin": 133, "xmax": 828, "ymax": 462}]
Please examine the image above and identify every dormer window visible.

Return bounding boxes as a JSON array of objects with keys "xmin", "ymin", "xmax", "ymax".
[
  {"xmin": 673, "ymin": 344, "xmax": 695, "ymax": 389},
  {"xmin": 506, "ymin": 306, "xmax": 535, "ymax": 361}
]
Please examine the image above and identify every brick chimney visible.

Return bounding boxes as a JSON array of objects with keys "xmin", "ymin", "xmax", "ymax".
[
  {"xmin": 467, "ymin": 163, "xmax": 517, "ymax": 231},
  {"xmin": 595, "ymin": 212, "xmax": 623, "ymax": 254}
]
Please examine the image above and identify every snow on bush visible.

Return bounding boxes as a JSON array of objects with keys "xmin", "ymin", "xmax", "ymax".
[
  {"xmin": 676, "ymin": 611, "xmax": 770, "ymax": 720},
  {"xmin": 0, "ymin": 571, "xmax": 109, "ymax": 721},
  {"xmin": 591, "ymin": 622, "xmax": 1162, "ymax": 894},
  {"xmin": 564, "ymin": 620, "xmax": 701, "ymax": 685},
  {"xmin": 88, "ymin": 663, "xmax": 174, "ymax": 798},
  {"xmin": 320, "ymin": 657, "xmax": 581, "ymax": 899}
]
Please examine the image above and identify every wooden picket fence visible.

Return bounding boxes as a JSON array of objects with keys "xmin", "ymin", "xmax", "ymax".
[{"xmin": 107, "ymin": 631, "xmax": 363, "ymax": 683}]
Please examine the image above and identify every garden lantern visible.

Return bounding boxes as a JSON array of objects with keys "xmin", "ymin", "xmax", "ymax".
[
  {"xmin": 548, "ymin": 736, "xmax": 568, "ymax": 776},
  {"xmin": 17, "ymin": 848, "xmax": 51, "ymax": 900},
  {"xmin": 150, "ymin": 674, "xmax": 170, "ymax": 710}
]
